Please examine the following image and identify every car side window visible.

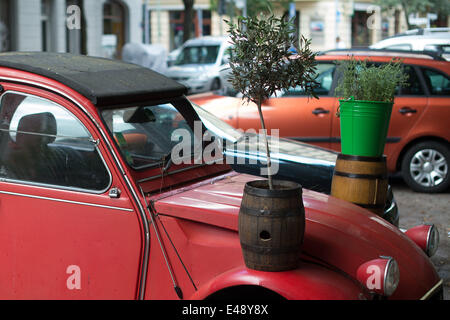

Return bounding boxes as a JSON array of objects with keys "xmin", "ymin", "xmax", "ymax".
[
  {"xmin": 0, "ymin": 92, "xmax": 110, "ymax": 191},
  {"xmin": 385, "ymin": 44, "xmax": 412, "ymax": 50},
  {"xmin": 421, "ymin": 68, "xmax": 450, "ymax": 96},
  {"xmin": 222, "ymin": 47, "xmax": 232, "ymax": 65},
  {"xmin": 282, "ymin": 63, "xmax": 335, "ymax": 97},
  {"xmin": 399, "ymin": 65, "xmax": 424, "ymax": 96}
]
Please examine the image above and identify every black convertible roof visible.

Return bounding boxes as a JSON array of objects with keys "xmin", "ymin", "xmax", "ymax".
[{"xmin": 0, "ymin": 52, "xmax": 188, "ymax": 107}]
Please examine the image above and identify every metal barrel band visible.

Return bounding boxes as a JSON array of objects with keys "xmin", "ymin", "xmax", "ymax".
[
  {"xmin": 239, "ymin": 205, "xmax": 304, "ymax": 217},
  {"xmin": 333, "ymin": 170, "xmax": 388, "ymax": 180},
  {"xmin": 240, "ymin": 242, "xmax": 303, "ymax": 255},
  {"xmin": 338, "ymin": 154, "xmax": 387, "ymax": 162},
  {"xmin": 244, "ymin": 180, "xmax": 303, "ymax": 199}
]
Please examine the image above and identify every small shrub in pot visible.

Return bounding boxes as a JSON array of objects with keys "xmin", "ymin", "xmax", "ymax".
[{"xmin": 334, "ymin": 57, "xmax": 409, "ymax": 157}]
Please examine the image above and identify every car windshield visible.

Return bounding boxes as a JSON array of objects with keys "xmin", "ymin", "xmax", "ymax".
[
  {"xmin": 101, "ymin": 102, "xmax": 197, "ymax": 170},
  {"xmin": 175, "ymin": 45, "xmax": 220, "ymax": 65},
  {"xmin": 193, "ymin": 103, "xmax": 337, "ymax": 163},
  {"xmin": 192, "ymin": 103, "xmax": 244, "ymax": 143}
]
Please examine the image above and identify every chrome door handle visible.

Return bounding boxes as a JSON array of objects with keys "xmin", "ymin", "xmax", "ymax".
[
  {"xmin": 312, "ymin": 108, "xmax": 330, "ymax": 115},
  {"xmin": 399, "ymin": 107, "xmax": 417, "ymax": 114}
]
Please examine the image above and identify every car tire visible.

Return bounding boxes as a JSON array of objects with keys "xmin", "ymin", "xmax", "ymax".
[
  {"xmin": 401, "ymin": 141, "xmax": 450, "ymax": 193},
  {"xmin": 211, "ymin": 78, "xmax": 221, "ymax": 91}
]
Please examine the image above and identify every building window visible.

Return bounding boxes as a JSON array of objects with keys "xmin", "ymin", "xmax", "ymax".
[
  {"xmin": 170, "ymin": 11, "xmax": 185, "ymax": 50},
  {"xmin": 103, "ymin": 0, "xmax": 127, "ymax": 59},
  {"xmin": 352, "ymin": 10, "xmax": 373, "ymax": 48},
  {"xmin": 169, "ymin": 10, "xmax": 212, "ymax": 51},
  {"xmin": 310, "ymin": 17, "xmax": 325, "ymax": 47},
  {"xmin": 0, "ymin": 0, "xmax": 10, "ymax": 52},
  {"xmin": 199, "ymin": 10, "xmax": 212, "ymax": 37},
  {"xmin": 381, "ymin": 19, "xmax": 389, "ymax": 39}
]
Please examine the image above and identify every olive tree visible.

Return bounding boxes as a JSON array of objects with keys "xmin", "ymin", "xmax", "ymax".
[{"xmin": 226, "ymin": 14, "xmax": 318, "ymax": 189}]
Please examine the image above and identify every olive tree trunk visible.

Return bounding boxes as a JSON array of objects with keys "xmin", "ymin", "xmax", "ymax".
[{"xmin": 256, "ymin": 100, "xmax": 273, "ymax": 190}]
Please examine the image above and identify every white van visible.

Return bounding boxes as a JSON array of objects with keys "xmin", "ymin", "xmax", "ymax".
[{"xmin": 165, "ymin": 36, "xmax": 232, "ymax": 94}]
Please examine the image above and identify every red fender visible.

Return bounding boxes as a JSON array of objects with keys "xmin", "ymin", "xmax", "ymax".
[{"xmin": 189, "ymin": 264, "xmax": 369, "ymax": 300}]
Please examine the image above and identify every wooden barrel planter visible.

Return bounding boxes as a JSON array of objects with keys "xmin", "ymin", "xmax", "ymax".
[
  {"xmin": 238, "ymin": 180, "xmax": 305, "ymax": 272},
  {"xmin": 331, "ymin": 154, "xmax": 388, "ymax": 216}
]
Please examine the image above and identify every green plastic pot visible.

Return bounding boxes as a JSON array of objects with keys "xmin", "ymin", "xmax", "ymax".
[{"xmin": 339, "ymin": 98, "xmax": 393, "ymax": 157}]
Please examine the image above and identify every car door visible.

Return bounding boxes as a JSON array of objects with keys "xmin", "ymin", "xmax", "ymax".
[
  {"xmin": 330, "ymin": 64, "xmax": 428, "ymax": 162},
  {"xmin": 383, "ymin": 65, "xmax": 428, "ymax": 165},
  {"xmin": 236, "ymin": 62, "xmax": 338, "ymax": 149},
  {"xmin": 0, "ymin": 87, "xmax": 142, "ymax": 299}
]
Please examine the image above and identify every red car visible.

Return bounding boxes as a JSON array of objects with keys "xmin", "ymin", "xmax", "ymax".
[
  {"xmin": 192, "ymin": 50, "xmax": 450, "ymax": 193},
  {"xmin": 0, "ymin": 52, "xmax": 442, "ymax": 300}
]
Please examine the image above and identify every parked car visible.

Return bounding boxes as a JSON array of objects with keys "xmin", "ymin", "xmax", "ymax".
[
  {"xmin": 165, "ymin": 36, "xmax": 232, "ymax": 94},
  {"xmin": 192, "ymin": 104, "xmax": 399, "ymax": 226},
  {"xmin": 166, "ymin": 47, "xmax": 182, "ymax": 67},
  {"xmin": 192, "ymin": 49, "xmax": 450, "ymax": 193},
  {"xmin": 370, "ymin": 33, "xmax": 450, "ymax": 60},
  {"xmin": 393, "ymin": 27, "xmax": 450, "ymax": 36},
  {"xmin": 0, "ymin": 52, "xmax": 442, "ymax": 300}
]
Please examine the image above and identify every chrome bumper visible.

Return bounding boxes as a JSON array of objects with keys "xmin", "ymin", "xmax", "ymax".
[{"xmin": 420, "ymin": 279, "xmax": 444, "ymax": 300}]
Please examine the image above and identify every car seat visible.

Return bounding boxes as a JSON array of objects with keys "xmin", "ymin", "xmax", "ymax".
[{"xmin": 7, "ymin": 112, "xmax": 65, "ymax": 185}]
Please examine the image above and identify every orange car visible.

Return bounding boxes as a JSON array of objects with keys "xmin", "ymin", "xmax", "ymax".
[{"xmin": 190, "ymin": 50, "xmax": 450, "ymax": 193}]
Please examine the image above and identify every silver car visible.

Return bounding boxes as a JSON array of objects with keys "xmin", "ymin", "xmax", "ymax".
[
  {"xmin": 165, "ymin": 36, "xmax": 232, "ymax": 94},
  {"xmin": 370, "ymin": 32, "xmax": 450, "ymax": 60}
]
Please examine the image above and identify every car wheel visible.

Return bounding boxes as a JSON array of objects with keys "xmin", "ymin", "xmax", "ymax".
[
  {"xmin": 401, "ymin": 141, "xmax": 450, "ymax": 193},
  {"xmin": 211, "ymin": 78, "xmax": 221, "ymax": 91}
]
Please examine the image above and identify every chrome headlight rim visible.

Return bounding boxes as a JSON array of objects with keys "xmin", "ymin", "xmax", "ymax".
[
  {"xmin": 426, "ymin": 224, "xmax": 440, "ymax": 257},
  {"xmin": 382, "ymin": 256, "xmax": 400, "ymax": 297}
]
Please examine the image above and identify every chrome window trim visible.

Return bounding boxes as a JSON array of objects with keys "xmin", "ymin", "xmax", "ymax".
[
  {"xmin": 0, "ymin": 176, "xmax": 111, "ymax": 195},
  {"xmin": 0, "ymin": 190, "xmax": 133, "ymax": 212},
  {"xmin": 420, "ymin": 279, "xmax": 443, "ymax": 300},
  {"xmin": 0, "ymin": 90, "xmax": 113, "ymax": 194},
  {"xmin": 0, "ymin": 76, "xmax": 150, "ymax": 300}
]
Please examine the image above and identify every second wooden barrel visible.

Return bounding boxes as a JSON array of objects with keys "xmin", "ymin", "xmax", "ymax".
[
  {"xmin": 331, "ymin": 154, "xmax": 388, "ymax": 216},
  {"xmin": 238, "ymin": 180, "xmax": 305, "ymax": 272}
]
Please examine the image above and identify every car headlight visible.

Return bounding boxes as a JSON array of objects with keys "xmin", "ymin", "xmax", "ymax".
[
  {"xmin": 356, "ymin": 256, "xmax": 400, "ymax": 297},
  {"xmin": 383, "ymin": 257, "xmax": 400, "ymax": 297},
  {"xmin": 405, "ymin": 224, "xmax": 440, "ymax": 257}
]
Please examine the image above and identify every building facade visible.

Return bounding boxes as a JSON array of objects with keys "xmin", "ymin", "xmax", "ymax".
[
  {"xmin": 0, "ymin": 0, "xmax": 143, "ymax": 58},
  {"xmin": 145, "ymin": 0, "xmax": 230, "ymax": 52},
  {"xmin": 145, "ymin": 0, "xmax": 444, "ymax": 52},
  {"xmin": 1, "ymin": 0, "xmax": 448, "ymax": 57}
]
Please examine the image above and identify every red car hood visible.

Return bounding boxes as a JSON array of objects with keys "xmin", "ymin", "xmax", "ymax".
[{"xmin": 151, "ymin": 173, "xmax": 440, "ymax": 299}]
